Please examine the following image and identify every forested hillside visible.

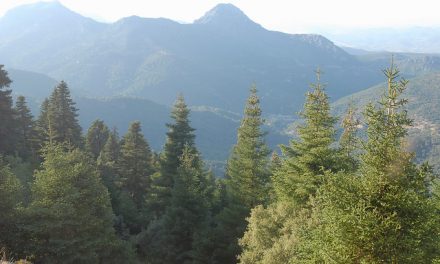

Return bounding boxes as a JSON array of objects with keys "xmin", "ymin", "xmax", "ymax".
[
  {"xmin": 2, "ymin": 2, "xmax": 440, "ymax": 263},
  {"xmin": 1, "ymin": 62, "xmax": 439, "ymax": 263}
]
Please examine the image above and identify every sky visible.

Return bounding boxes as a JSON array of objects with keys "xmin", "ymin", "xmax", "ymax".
[{"xmin": 1, "ymin": 0, "xmax": 440, "ymax": 33}]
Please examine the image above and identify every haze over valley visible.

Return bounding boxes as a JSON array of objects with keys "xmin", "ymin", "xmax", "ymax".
[{"xmin": 2, "ymin": 1, "xmax": 440, "ymax": 263}]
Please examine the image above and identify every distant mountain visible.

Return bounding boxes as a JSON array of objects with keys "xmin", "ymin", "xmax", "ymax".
[
  {"xmin": 323, "ymin": 27, "xmax": 440, "ymax": 54},
  {"xmin": 350, "ymin": 52, "xmax": 440, "ymax": 78},
  {"xmin": 332, "ymin": 71, "xmax": 440, "ymax": 171},
  {"xmin": 0, "ymin": 2, "xmax": 384, "ymax": 114},
  {"xmin": 7, "ymin": 68, "xmax": 57, "ymax": 100},
  {"xmin": 7, "ymin": 68, "xmax": 287, "ymax": 166}
]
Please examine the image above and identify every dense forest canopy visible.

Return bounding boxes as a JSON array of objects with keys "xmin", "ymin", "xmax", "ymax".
[{"xmin": 0, "ymin": 62, "xmax": 439, "ymax": 263}]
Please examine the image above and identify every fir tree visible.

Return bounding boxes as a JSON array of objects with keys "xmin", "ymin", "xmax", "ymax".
[
  {"xmin": 226, "ymin": 85, "xmax": 270, "ymax": 208},
  {"xmin": 273, "ymin": 69, "xmax": 338, "ymax": 205},
  {"xmin": 140, "ymin": 146, "xmax": 211, "ymax": 263},
  {"xmin": 14, "ymin": 96, "xmax": 37, "ymax": 160},
  {"xmin": 239, "ymin": 71, "xmax": 340, "ymax": 263},
  {"xmin": 213, "ymin": 85, "xmax": 270, "ymax": 263},
  {"xmin": 0, "ymin": 65, "xmax": 16, "ymax": 155},
  {"xmin": 149, "ymin": 94, "xmax": 197, "ymax": 217},
  {"xmin": 119, "ymin": 121, "xmax": 153, "ymax": 208},
  {"xmin": 96, "ymin": 128, "xmax": 126, "ymax": 236},
  {"xmin": 308, "ymin": 63, "xmax": 440, "ymax": 263},
  {"xmin": 43, "ymin": 81, "xmax": 82, "ymax": 147},
  {"xmin": 26, "ymin": 145, "xmax": 133, "ymax": 263},
  {"xmin": 86, "ymin": 119, "xmax": 110, "ymax": 159}
]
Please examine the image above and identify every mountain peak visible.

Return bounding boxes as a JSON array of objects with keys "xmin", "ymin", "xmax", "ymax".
[
  {"xmin": 194, "ymin": 3, "xmax": 261, "ymax": 29},
  {"xmin": 4, "ymin": 1, "xmax": 68, "ymax": 16}
]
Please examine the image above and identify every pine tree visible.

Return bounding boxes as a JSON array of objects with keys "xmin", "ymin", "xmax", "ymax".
[
  {"xmin": 140, "ymin": 146, "xmax": 211, "ymax": 263},
  {"xmin": 14, "ymin": 96, "xmax": 37, "ymax": 160},
  {"xmin": 26, "ymin": 145, "xmax": 133, "ymax": 263},
  {"xmin": 273, "ymin": 69, "xmax": 338, "ymax": 206},
  {"xmin": 149, "ymin": 94, "xmax": 197, "ymax": 217},
  {"xmin": 43, "ymin": 81, "xmax": 82, "ymax": 147},
  {"xmin": 212, "ymin": 85, "xmax": 271, "ymax": 263},
  {"xmin": 308, "ymin": 63, "xmax": 440, "ymax": 263},
  {"xmin": 119, "ymin": 121, "xmax": 153, "ymax": 208},
  {"xmin": 96, "ymin": 128, "xmax": 126, "ymax": 236},
  {"xmin": 0, "ymin": 65, "xmax": 16, "ymax": 155},
  {"xmin": 86, "ymin": 119, "xmax": 110, "ymax": 159},
  {"xmin": 239, "ymin": 71, "xmax": 340, "ymax": 263},
  {"xmin": 226, "ymin": 85, "xmax": 270, "ymax": 208}
]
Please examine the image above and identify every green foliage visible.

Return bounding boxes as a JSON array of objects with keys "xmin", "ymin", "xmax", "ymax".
[
  {"xmin": 337, "ymin": 104, "xmax": 360, "ymax": 172},
  {"xmin": 4, "ymin": 155, "xmax": 34, "ymax": 205},
  {"xmin": 149, "ymin": 95, "xmax": 197, "ymax": 217},
  {"xmin": 26, "ymin": 145, "xmax": 133, "ymax": 263},
  {"xmin": 140, "ymin": 146, "xmax": 212, "ymax": 263},
  {"xmin": 119, "ymin": 121, "xmax": 153, "ymax": 208},
  {"xmin": 275, "ymin": 64, "xmax": 439, "ymax": 263},
  {"xmin": 0, "ymin": 158, "xmax": 24, "ymax": 258},
  {"xmin": 97, "ymin": 128, "xmax": 121, "ymax": 207},
  {"xmin": 85, "ymin": 119, "xmax": 110, "ymax": 159},
  {"xmin": 239, "ymin": 202, "xmax": 308, "ymax": 264},
  {"xmin": 1, "ymin": 59, "xmax": 440, "ymax": 263},
  {"xmin": 163, "ymin": 94, "xmax": 196, "ymax": 173},
  {"xmin": 226, "ymin": 85, "xmax": 271, "ymax": 208},
  {"xmin": 14, "ymin": 96, "xmax": 37, "ymax": 161},
  {"xmin": 239, "ymin": 65, "xmax": 440, "ymax": 263},
  {"xmin": 98, "ymin": 127, "xmax": 120, "ymax": 165},
  {"xmin": 37, "ymin": 81, "xmax": 82, "ymax": 147},
  {"xmin": 273, "ymin": 70, "xmax": 338, "ymax": 206},
  {"xmin": 0, "ymin": 65, "xmax": 16, "ymax": 155},
  {"xmin": 35, "ymin": 98, "xmax": 51, "ymax": 148},
  {"xmin": 117, "ymin": 121, "xmax": 153, "ymax": 233},
  {"xmin": 212, "ymin": 86, "xmax": 271, "ymax": 263}
]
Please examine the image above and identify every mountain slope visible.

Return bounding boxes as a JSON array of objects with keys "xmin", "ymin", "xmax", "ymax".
[
  {"xmin": 332, "ymin": 71, "xmax": 440, "ymax": 170},
  {"xmin": 0, "ymin": 2, "xmax": 383, "ymax": 114},
  {"xmin": 8, "ymin": 68, "xmax": 57, "ymax": 100},
  {"xmin": 7, "ymin": 68, "xmax": 288, "ymax": 172}
]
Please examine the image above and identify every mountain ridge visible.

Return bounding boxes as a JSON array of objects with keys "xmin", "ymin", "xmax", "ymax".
[{"xmin": 0, "ymin": 1, "xmax": 385, "ymax": 115}]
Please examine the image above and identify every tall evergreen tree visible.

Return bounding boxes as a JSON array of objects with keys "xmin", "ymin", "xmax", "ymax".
[
  {"xmin": 41, "ymin": 81, "xmax": 82, "ymax": 147},
  {"xmin": 239, "ymin": 71, "xmax": 341, "ymax": 263},
  {"xmin": 26, "ymin": 145, "xmax": 133, "ymax": 263},
  {"xmin": 14, "ymin": 96, "xmax": 36, "ymax": 160},
  {"xmin": 226, "ymin": 85, "xmax": 270, "ymax": 208},
  {"xmin": 149, "ymin": 94, "xmax": 196, "ymax": 217},
  {"xmin": 119, "ymin": 121, "xmax": 153, "ymax": 208},
  {"xmin": 273, "ymin": 69, "xmax": 338, "ymax": 205},
  {"xmin": 303, "ymin": 63, "xmax": 440, "ymax": 263},
  {"xmin": 0, "ymin": 65, "xmax": 16, "ymax": 155},
  {"xmin": 96, "ymin": 128, "xmax": 127, "ymax": 237},
  {"xmin": 140, "ymin": 146, "xmax": 211, "ymax": 263},
  {"xmin": 86, "ymin": 119, "xmax": 110, "ymax": 159},
  {"xmin": 212, "ymin": 85, "xmax": 270, "ymax": 263}
]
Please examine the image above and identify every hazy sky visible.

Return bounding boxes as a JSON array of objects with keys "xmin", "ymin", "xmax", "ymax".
[{"xmin": 2, "ymin": 0, "xmax": 440, "ymax": 33}]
